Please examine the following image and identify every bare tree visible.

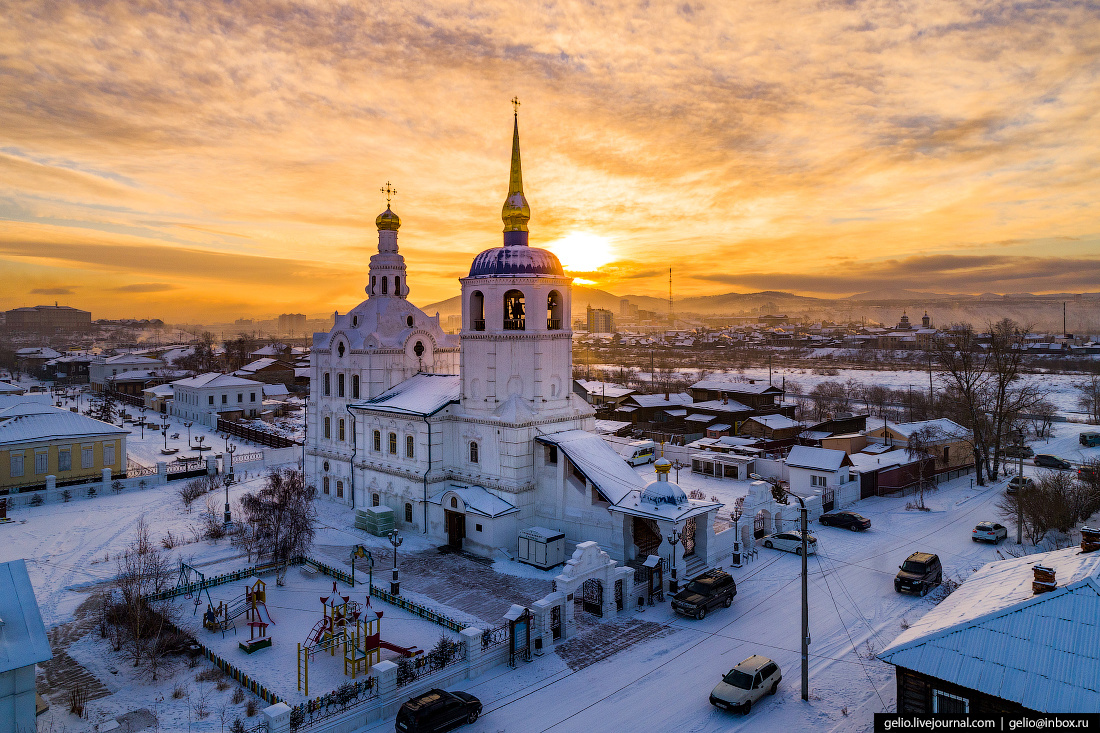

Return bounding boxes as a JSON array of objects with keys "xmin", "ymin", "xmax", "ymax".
[
  {"xmin": 239, "ymin": 467, "xmax": 318, "ymax": 584},
  {"xmin": 905, "ymin": 426, "xmax": 943, "ymax": 510},
  {"xmin": 112, "ymin": 517, "xmax": 178, "ymax": 669},
  {"xmin": 1077, "ymin": 376, "xmax": 1100, "ymax": 424},
  {"xmin": 997, "ymin": 469, "xmax": 1099, "ymax": 545}
]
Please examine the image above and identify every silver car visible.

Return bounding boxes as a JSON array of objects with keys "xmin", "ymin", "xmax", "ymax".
[
  {"xmin": 709, "ymin": 655, "xmax": 782, "ymax": 713},
  {"xmin": 972, "ymin": 522, "xmax": 1008, "ymax": 543},
  {"xmin": 761, "ymin": 531, "xmax": 818, "ymax": 556}
]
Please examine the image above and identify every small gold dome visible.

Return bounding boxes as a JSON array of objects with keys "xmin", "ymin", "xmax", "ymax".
[{"xmin": 376, "ymin": 205, "xmax": 401, "ymax": 231}]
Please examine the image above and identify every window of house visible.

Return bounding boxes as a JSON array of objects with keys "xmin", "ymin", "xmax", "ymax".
[
  {"xmin": 372, "ymin": 493, "xmax": 380, "ymax": 507},
  {"xmin": 932, "ymin": 690, "xmax": 969, "ymax": 714},
  {"xmin": 58, "ymin": 448, "xmax": 71, "ymax": 472},
  {"xmin": 405, "ymin": 503, "xmax": 413, "ymax": 523},
  {"xmin": 81, "ymin": 446, "xmax": 94, "ymax": 469},
  {"xmin": 250, "ymin": 392, "xmax": 256, "ymax": 402},
  {"xmin": 373, "ymin": 430, "xmax": 381, "ymax": 452},
  {"xmin": 336, "ymin": 480, "xmax": 343, "ymax": 498},
  {"xmin": 323, "ymin": 476, "xmax": 330, "ymax": 494},
  {"xmin": 323, "ymin": 372, "xmax": 330, "ymax": 396},
  {"xmin": 943, "ymin": 446, "xmax": 950, "ymax": 463},
  {"xmin": 208, "ymin": 395, "xmax": 215, "ymax": 405},
  {"xmin": 352, "ymin": 375, "xmax": 360, "ymax": 399},
  {"xmin": 338, "ymin": 373, "xmax": 345, "ymax": 397},
  {"xmin": 475, "ymin": 524, "xmax": 483, "ymax": 532},
  {"xmin": 324, "ymin": 417, "xmax": 331, "ymax": 439},
  {"xmin": 338, "ymin": 419, "xmax": 345, "ymax": 441},
  {"xmin": 10, "ymin": 453, "xmax": 24, "ymax": 478},
  {"xmin": 469, "ymin": 441, "xmax": 479, "ymax": 463},
  {"xmin": 388, "ymin": 433, "xmax": 397, "ymax": 454},
  {"xmin": 103, "ymin": 443, "xmax": 115, "ymax": 466},
  {"xmin": 406, "ymin": 435, "xmax": 414, "ymax": 458},
  {"xmin": 221, "ymin": 394, "xmax": 228, "ymax": 404},
  {"xmin": 35, "ymin": 451, "xmax": 48, "ymax": 475},
  {"xmin": 237, "ymin": 393, "xmax": 243, "ymax": 403},
  {"xmin": 545, "ymin": 445, "xmax": 557, "ymax": 465},
  {"xmin": 811, "ymin": 475, "xmax": 827, "ymax": 488}
]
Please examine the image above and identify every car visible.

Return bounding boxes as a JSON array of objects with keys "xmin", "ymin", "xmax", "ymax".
[
  {"xmin": 671, "ymin": 569, "xmax": 736, "ymax": 620},
  {"xmin": 761, "ymin": 531, "xmax": 817, "ymax": 555},
  {"xmin": 1007, "ymin": 475, "xmax": 1035, "ymax": 494},
  {"xmin": 972, "ymin": 521, "xmax": 1008, "ymax": 543},
  {"xmin": 818, "ymin": 511, "xmax": 871, "ymax": 531},
  {"xmin": 1080, "ymin": 432, "xmax": 1100, "ymax": 448},
  {"xmin": 395, "ymin": 689, "xmax": 482, "ymax": 733},
  {"xmin": 709, "ymin": 655, "xmax": 782, "ymax": 714},
  {"xmin": 1035, "ymin": 454, "xmax": 1072, "ymax": 470},
  {"xmin": 894, "ymin": 552, "xmax": 942, "ymax": 596},
  {"xmin": 1079, "ymin": 465, "xmax": 1099, "ymax": 482},
  {"xmin": 1004, "ymin": 444, "xmax": 1034, "ymax": 459}
]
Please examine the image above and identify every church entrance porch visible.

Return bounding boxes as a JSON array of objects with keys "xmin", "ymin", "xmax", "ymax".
[
  {"xmin": 445, "ymin": 509, "xmax": 465, "ymax": 550},
  {"xmin": 632, "ymin": 517, "xmax": 661, "ymax": 560}
]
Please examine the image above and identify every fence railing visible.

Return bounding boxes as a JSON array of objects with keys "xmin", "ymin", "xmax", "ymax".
[
  {"xmin": 368, "ymin": 585, "xmax": 466, "ymax": 633},
  {"xmin": 218, "ymin": 417, "xmax": 301, "ymax": 448},
  {"xmin": 127, "ymin": 459, "xmax": 158, "ymax": 477},
  {"xmin": 395, "ymin": 640, "xmax": 466, "ymax": 689},
  {"xmin": 290, "ymin": 678, "xmax": 378, "ymax": 731},
  {"xmin": 480, "ymin": 623, "xmax": 509, "ymax": 650},
  {"xmin": 235, "ymin": 451, "xmax": 264, "ymax": 464}
]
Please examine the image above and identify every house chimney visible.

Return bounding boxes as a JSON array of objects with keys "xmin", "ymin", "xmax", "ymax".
[
  {"xmin": 723, "ymin": 394, "xmax": 728, "ymax": 405},
  {"xmin": 1032, "ymin": 565, "xmax": 1056, "ymax": 594},
  {"xmin": 1082, "ymin": 526, "xmax": 1100, "ymax": 553},
  {"xmin": 664, "ymin": 391, "xmax": 669, "ymax": 401}
]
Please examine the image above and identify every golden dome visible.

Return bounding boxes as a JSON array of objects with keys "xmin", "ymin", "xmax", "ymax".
[{"xmin": 376, "ymin": 205, "xmax": 401, "ymax": 231}]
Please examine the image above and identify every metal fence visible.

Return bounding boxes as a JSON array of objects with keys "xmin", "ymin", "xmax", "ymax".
[
  {"xmin": 395, "ymin": 640, "xmax": 467, "ymax": 689},
  {"xmin": 369, "ymin": 585, "xmax": 466, "ymax": 633},
  {"xmin": 290, "ymin": 678, "xmax": 378, "ymax": 731}
]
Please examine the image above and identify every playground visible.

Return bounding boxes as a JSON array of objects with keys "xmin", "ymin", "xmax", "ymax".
[{"xmin": 172, "ymin": 563, "xmax": 464, "ymax": 704}]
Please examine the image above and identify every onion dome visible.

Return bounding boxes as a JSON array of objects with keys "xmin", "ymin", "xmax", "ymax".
[
  {"xmin": 468, "ymin": 246, "xmax": 565, "ymax": 277},
  {"xmin": 641, "ymin": 459, "xmax": 689, "ymax": 507},
  {"xmin": 376, "ymin": 205, "xmax": 400, "ymax": 231}
]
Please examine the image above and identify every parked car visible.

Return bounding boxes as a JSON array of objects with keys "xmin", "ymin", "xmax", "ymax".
[
  {"xmin": 709, "ymin": 655, "xmax": 782, "ymax": 714},
  {"xmin": 396, "ymin": 689, "xmax": 482, "ymax": 733},
  {"xmin": 671, "ymin": 569, "xmax": 736, "ymax": 620},
  {"xmin": 1079, "ymin": 465, "xmax": 1099, "ymax": 482},
  {"xmin": 761, "ymin": 531, "xmax": 818, "ymax": 555},
  {"xmin": 972, "ymin": 521, "xmax": 1008, "ymax": 543},
  {"xmin": 1035, "ymin": 454, "xmax": 1072, "ymax": 470},
  {"xmin": 818, "ymin": 511, "xmax": 871, "ymax": 531},
  {"xmin": 1080, "ymin": 432, "xmax": 1100, "ymax": 448},
  {"xmin": 894, "ymin": 552, "xmax": 942, "ymax": 596},
  {"xmin": 1004, "ymin": 444, "xmax": 1034, "ymax": 459},
  {"xmin": 1006, "ymin": 476, "xmax": 1035, "ymax": 494}
]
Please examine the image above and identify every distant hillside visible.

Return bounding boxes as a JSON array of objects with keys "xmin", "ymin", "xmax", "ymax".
[{"xmin": 845, "ymin": 289, "xmax": 966, "ymax": 301}]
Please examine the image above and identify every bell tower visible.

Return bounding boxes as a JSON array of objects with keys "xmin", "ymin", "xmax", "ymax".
[{"xmin": 367, "ymin": 182, "xmax": 410, "ymax": 299}]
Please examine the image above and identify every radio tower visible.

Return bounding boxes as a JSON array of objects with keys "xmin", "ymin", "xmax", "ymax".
[{"xmin": 669, "ymin": 267, "xmax": 674, "ymax": 327}]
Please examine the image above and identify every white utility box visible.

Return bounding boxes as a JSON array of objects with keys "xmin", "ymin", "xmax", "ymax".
[{"xmin": 517, "ymin": 526, "xmax": 566, "ymax": 569}]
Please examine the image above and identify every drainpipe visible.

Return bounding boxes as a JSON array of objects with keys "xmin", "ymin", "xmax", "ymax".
[
  {"xmin": 346, "ymin": 404, "xmax": 357, "ymax": 509},
  {"xmin": 421, "ymin": 401, "xmax": 453, "ymax": 535}
]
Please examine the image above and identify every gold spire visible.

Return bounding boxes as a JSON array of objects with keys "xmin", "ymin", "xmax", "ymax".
[
  {"xmin": 375, "ymin": 181, "xmax": 400, "ymax": 231},
  {"xmin": 501, "ymin": 98, "xmax": 531, "ymax": 235}
]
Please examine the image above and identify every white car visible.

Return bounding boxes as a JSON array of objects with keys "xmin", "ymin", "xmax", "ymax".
[
  {"xmin": 709, "ymin": 655, "xmax": 782, "ymax": 714},
  {"xmin": 972, "ymin": 522, "xmax": 1008, "ymax": 543},
  {"xmin": 761, "ymin": 531, "xmax": 818, "ymax": 555}
]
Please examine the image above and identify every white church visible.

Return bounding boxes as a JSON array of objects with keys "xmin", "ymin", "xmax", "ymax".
[{"xmin": 306, "ymin": 108, "xmax": 722, "ymax": 576}]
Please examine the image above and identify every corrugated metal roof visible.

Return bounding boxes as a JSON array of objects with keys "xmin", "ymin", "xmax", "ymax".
[
  {"xmin": 351, "ymin": 373, "xmax": 460, "ymax": 416},
  {"xmin": 0, "ymin": 403, "xmax": 127, "ymax": 445},
  {"xmin": 536, "ymin": 430, "xmax": 645, "ymax": 505},
  {"xmin": 0, "ymin": 559, "xmax": 52, "ymax": 674}
]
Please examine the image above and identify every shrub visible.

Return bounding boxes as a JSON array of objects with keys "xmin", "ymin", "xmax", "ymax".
[
  {"xmin": 231, "ymin": 688, "xmax": 245, "ymax": 705},
  {"xmin": 62, "ymin": 489, "xmax": 72, "ymax": 502},
  {"xmin": 87, "ymin": 486, "xmax": 96, "ymax": 498},
  {"xmin": 30, "ymin": 493, "xmax": 44, "ymax": 506},
  {"xmin": 112, "ymin": 479, "xmax": 124, "ymax": 494},
  {"xmin": 173, "ymin": 683, "xmax": 187, "ymax": 699},
  {"xmin": 69, "ymin": 686, "xmax": 89, "ymax": 718},
  {"xmin": 246, "ymin": 699, "xmax": 257, "ymax": 717}
]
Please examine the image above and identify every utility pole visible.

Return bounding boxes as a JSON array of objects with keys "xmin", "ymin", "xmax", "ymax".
[
  {"xmin": 794, "ymin": 494, "xmax": 810, "ymax": 701},
  {"xmin": 1015, "ymin": 429, "xmax": 1024, "ymax": 544}
]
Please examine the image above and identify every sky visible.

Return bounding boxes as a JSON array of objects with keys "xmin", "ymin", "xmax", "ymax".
[{"xmin": 2, "ymin": 0, "xmax": 1099, "ymax": 322}]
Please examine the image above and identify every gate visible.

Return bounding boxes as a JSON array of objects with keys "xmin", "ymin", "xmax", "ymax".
[
  {"xmin": 822, "ymin": 487, "xmax": 835, "ymax": 512},
  {"xmin": 614, "ymin": 579, "xmax": 624, "ymax": 612},
  {"xmin": 860, "ymin": 471, "xmax": 878, "ymax": 500},
  {"xmin": 580, "ymin": 578, "xmax": 603, "ymax": 617},
  {"xmin": 754, "ymin": 514, "xmax": 766, "ymax": 539},
  {"xmin": 682, "ymin": 517, "xmax": 696, "ymax": 556},
  {"xmin": 550, "ymin": 605, "xmax": 562, "ymax": 640}
]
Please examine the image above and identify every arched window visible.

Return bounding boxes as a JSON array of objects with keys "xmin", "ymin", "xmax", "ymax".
[
  {"xmin": 405, "ymin": 435, "xmax": 414, "ymax": 458},
  {"xmin": 547, "ymin": 290, "xmax": 563, "ymax": 329},
  {"xmin": 336, "ymin": 481, "xmax": 343, "ymax": 498},
  {"xmin": 394, "ymin": 276, "xmax": 400, "ymax": 293},
  {"xmin": 337, "ymin": 342, "xmax": 345, "ymax": 358},
  {"xmin": 323, "ymin": 417, "xmax": 331, "ymax": 439},
  {"xmin": 469, "ymin": 441, "xmax": 479, "ymax": 463},
  {"xmin": 388, "ymin": 432, "xmax": 397, "ymax": 454},
  {"xmin": 323, "ymin": 372, "xmax": 330, "ymax": 396},
  {"xmin": 405, "ymin": 502, "xmax": 413, "ymax": 523},
  {"xmin": 406, "ymin": 315, "xmax": 414, "ymax": 328},
  {"xmin": 372, "ymin": 493, "xmax": 380, "ymax": 507},
  {"xmin": 371, "ymin": 276, "xmax": 376, "ymax": 294},
  {"xmin": 352, "ymin": 375, "xmax": 360, "ymax": 399},
  {"xmin": 323, "ymin": 476, "xmax": 330, "ymax": 494},
  {"xmin": 373, "ymin": 430, "xmax": 381, "ymax": 452},
  {"xmin": 381, "ymin": 277, "xmax": 388, "ymax": 295},
  {"xmin": 338, "ymin": 418, "xmax": 345, "ymax": 441},
  {"xmin": 470, "ymin": 291, "xmax": 485, "ymax": 331},
  {"xmin": 450, "ymin": 496, "xmax": 459, "ymax": 509},
  {"xmin": 503, "ymin": 290, "xmax": 525, "ymax": 330},
  {"xmin": 337, "ymin": 373, "xmax": 345, "ymax": 397}
]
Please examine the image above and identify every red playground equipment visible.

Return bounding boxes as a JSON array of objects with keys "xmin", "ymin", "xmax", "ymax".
[{"xmin": 203, "ymin": 578, "xmax": 275, "ymax": 647}]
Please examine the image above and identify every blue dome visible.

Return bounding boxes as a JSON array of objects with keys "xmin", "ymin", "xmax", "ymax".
[{"xmin": 468, "ymin": 246, "xmax": 565, "ymax": 278}]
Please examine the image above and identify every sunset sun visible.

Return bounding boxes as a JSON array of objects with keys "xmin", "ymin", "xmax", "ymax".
[{"xmin": 546, "ymin": 232, "xmax": 614, "ymax": 273}]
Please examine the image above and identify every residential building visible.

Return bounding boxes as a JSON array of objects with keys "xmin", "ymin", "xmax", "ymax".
[
  {"xmin": 89, "ymin": 354, "xmax": 165, "ymax": 393},
  {"xmin": 866, "ymin": 418, "xmax": 972, "ymax": 470},
  {"xmin": 572, "ymin": 379, "xmax": 636, "ymax": 409},
  {"xmin": 170, "ymin": 373, "xmax": 266, "ymax": 427},
  {"xmin": 784, "ymin": 445, "xmax": 857, "ymax": 509},
  {"xmin": 3, "ymin": 304, "xmax": 91, "ymax": 334},
  {"xmin": 0, "ymin": 559, "xmax": 52, "ymax": 733},
  {"xmin": 278, "ymin": 313, "xmax": 307, "ymax": 334},
  {"xmin": 586, "ymin": 306, "xmax": 614, "ymax": 334}
]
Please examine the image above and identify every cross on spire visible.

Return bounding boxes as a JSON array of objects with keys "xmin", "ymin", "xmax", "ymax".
[
  {"xmin": 511, "ymin": 96, "xmax": 521, "ymax": 116},
  {"xmin": 380, "ymin": 181, "xmax": 396, "ymax": 205}
]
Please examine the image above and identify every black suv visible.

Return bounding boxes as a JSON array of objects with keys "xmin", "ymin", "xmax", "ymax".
[
  {"xmin": 396, "ymin": 689, "xmax": 482, "ymax": 733},
  {"xmin": 671, "ymin": 569, "xmax": 736, "ymax": 620},
  {"xmin": 894, "ymin": 552, "xmax": 942, "ymax": 596},
  {"xmin": 818, "ymin": 511, "xmax": 871, "ymax": 531}
]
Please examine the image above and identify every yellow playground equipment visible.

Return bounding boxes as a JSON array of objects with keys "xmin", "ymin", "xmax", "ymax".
[{"xmin": 297, "ymin": 582, "xmax": 381, "ymax": 695}]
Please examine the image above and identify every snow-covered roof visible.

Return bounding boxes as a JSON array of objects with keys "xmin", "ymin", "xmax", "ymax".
[
  {"xmin": 785, "ymin": 445, "xmax": 852, "ymax": 472},
  {"xmin": 744, "ymin": 414, "xmax": 802, "ymax": 430},
  {"xmin": 429, "ymin": 484, "xmax": 519, "ymax": 518},
  {"xmin": 536, "ymin": 430, "xmax": 645, "ymax": 505},
  {"xmin": 592, "ymin": 420, "xmax": 631, "ymax": 435},
  {"xmin": 574, "ymin": 380, "xmax": 635, "ymax": 399},
  {"xmin": 690, "ymin": 379, "xmax": 782, "ymax": 394},
  {"xmin": 0, "ymin": 382, "xmax": 25, "ymax": 394},
  {"xmin": 686, "ymin": 413, "xmax": 715, "ymax": 423},
  {"xmin": 627, "ymin": 392, "xmax": 693, "ymax": 408},
  {"xmin": 173, "ymin": 372, "xmax": 263, "ymax": 389},
  {"xmin": 0, "ymin": 403, "xmax": 128, "ymax": 445},
  {"xmin": 663, "ymin": 408, "xmax": 688, "ymax": 417},
  {"xmin": 879, "ymin": 546, "xmax": 1100, "ymax": 713},
  {"xmin": 143, "ymin": 384, "xmax": 176, "ymax": 397},
  {"xmin": 16, "ymin": 347, "xmax": 62, "ymax": 359},
  {"xmin": 351, "ymin": 373, "xmax": 460, "ymax": 416},
  {"xmin": 799, "ymin": 430, "xmax": 832, "ymax": 441},
  {"xmin": 706, "ymin": 423, "xmax": 732, "ymax": 432},
  {"xmin": 0, "ymin": 559, "xmax": 52, "ymax": 674},
  {"xmin": 848, "ymin": 450, "xmax": 912, "ymax": 473},
  {"xmin": 688, "ymin": 399, "xmax": 754, "ymax": 413},
  {"xmin": 237, "ymin": 358, "xmax": 280, "ymax": 372},
  {"xmin": 870, "ymin": 418, "xmax": 969, "ymax": 441},
  {"xmin": 263, "ymin": 384, "xmax": 290, "ymax": 398}
]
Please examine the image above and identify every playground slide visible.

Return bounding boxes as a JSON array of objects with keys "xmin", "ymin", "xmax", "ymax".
[
  {"xmin": 253, "ymin": 601, "xmax": 276, "ymax": 625},
  {"xmin": 378, "ymin": 640, "xmax": 423, "ymax": 658}
]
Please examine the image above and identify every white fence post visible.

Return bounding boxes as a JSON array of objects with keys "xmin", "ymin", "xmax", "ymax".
[{"xmin": 263, "ymin": 702, "xmax": 291, "ymax": 733}]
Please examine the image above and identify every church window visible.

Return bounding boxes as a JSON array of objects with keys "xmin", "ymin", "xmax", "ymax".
[
  {"xmin": 503, "ymin": 290, "xmax": 525, "ymax": 330},
  {"xmin": 395, "ymin": 276, "xmax": 401, "ymax": 293},
  {"xmin": 406, "ymin": 435, "xmax": 414, "ymax": 458},
  {"xmin": 372, "ymin": 493, "xmax": 380, "ymax": 507},
  {"xmin": 336, "ymin": 481, "xmax": 343, "ymax": 498},
  {"xmin": 470, "ymin": 291, "xmax": 485, "ymax": 331},
  {"xmin": 352, "ymin": 375, "xmax": 360, "ymax": 399},
  {"xmin": 469, "ymin": 441, "xmax": 479, "ymax": 463},
  {"xmin": 338, "ymin": 419, "xmax": 345, "ymax": 441},
  {"xmin": 323, "ymin": 476, "xmax": 330, "ymax": 494},
  {"xmin": 413, "ymin": 341, "xmax": 424, "ymax": 361},
  {"xmin": 545, "ymin": 446, "xmax": 557, "ymax": 465},
  {"xmin": 373, "ymin": 430, "xmax": 381, "ymax": 452},
  {"xmin": 406, "ymin": 315, "xmax": 414, "ymax": 328},
  {"xmin": 323, "ymin": 417, "xmax": 331, "ymax": 439},
  {"xmin": 450, "ymin": 496, "xmax": 458, "ymax": 509},
  {"xmin": 370, "ymin": 276, "xmax": 376, "ymax": 295},
  {"xmin": 405, "ymin": 503, "xmax": 413, "ymax": 522},
  {"xmin": 323, "ymin": 461, "xmax": 329, "ymax": 472},
  {"xmin": 382, "ymin": 277, "xmax": 388, "ymax": 294},
  {"xmin": 352, "ymin": 316, "xmax": 358, "ymax": 327},
  {"xmin": 323, "ymin": 372, "xmax": 330, "ymax": 396},
  {"xmin": 388, "ymin": 432, "xmax": 397, "ymax": 454},
  {"xmin": 337, "ymin": 342, "xmax": 345, "ymax": 358},
  {"xmin": 547, "ymin": 290, "xmax": 563, "ymax": 329},
  {"xmin": 338, "ymin": 373, "xmax": 345, "ymax": 397}
]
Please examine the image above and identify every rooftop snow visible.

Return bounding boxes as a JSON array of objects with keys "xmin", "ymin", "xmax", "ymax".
[
  {"xmin": 744, "ymin": 414, "xmax": 802, "ymax": 430},
  {"xmin": 0, "ymin": 403, "xmax": 128, "ymax": 445},
  {"xmin": 172, "ymin": 372, "xmax": 263, "ymax": 389},
  {"xmin": 536, "ymin": 430, "xmax": 645, "ymax": 505},
  {"xmin": 785, "ymin": 445, "xmax": 852, "ymax": 472},
  {"xmin": 351, "ymin": 373, "xmax": 460, "ymax": 416},
  {"xmin": 428, "ymin": 484, "xmax": 519, "ymax": 518},
  {"xmin": 627, "ymin": 392, "xmax": 693, "ymax": 408},
  {"xmin": 574, "ymin": 380, "xmax": 635, "ymax": 399},
  {"xmin": 690, "ymin": 379, "xmax": 782, "ymax": 394},
  {"xmin": 0, "ymin": 559, "xmax": 52, "ymax": 674},
  {"xmin": 870, "ymin": 418, "xmax": 969, "ymax": 440},
  {"xmin": 688, "ymin": 399, "xmax": 754, "ymax": 413}
]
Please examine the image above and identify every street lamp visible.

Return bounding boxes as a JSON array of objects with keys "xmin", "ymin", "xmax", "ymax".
[
  {"xmin": 184, "ymin": 421, "xmax": 193, "ymax": 445},
  {"xmin": 161, "ymin": 419, "xmax": 170, "ymax": 451},
  {"xmin": 388, "ymin": 529, "xmax": 403, "ymax": 595},
  {"xmin": 787, "ymin": 490, "xmax": 817, "ymax": 703},
  {"xmin": 139, "ymin": 405, "xmax": 147, "ymax": 439},
  {"xmin": 666, "ymin": 526, "xmax": 681, "ymax": 593},
  {"xmin": 223, "ymin": 443, "xmax": 237, "ymax": 526}
]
